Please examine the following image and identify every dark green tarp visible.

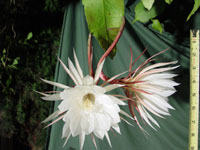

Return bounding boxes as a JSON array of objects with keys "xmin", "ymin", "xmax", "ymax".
[{"xmin": 46, "ymin": 1, "xmax": 200, "ymax": 150}]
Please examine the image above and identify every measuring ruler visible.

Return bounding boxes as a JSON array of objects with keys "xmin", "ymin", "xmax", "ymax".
[{"xmin": 189, "ymin": 30, "xmax": 199, "ymax": 150}]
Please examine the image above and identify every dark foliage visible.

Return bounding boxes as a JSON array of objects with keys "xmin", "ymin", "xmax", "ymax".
[{"xmin": 0, "ymin": 0, "xmax": 65, "ymax": 149}]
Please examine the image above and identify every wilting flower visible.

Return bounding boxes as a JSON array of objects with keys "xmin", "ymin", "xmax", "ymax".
[
  {"xmin": 119, "ymin": 51, "xmax": 179, "ymax": 130},
  {"xmin": 38, "ymin": 51, "xmax": 126, "ymax": 150}
]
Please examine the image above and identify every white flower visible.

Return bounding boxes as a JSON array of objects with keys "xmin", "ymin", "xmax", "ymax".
[
  {"xmin": 39, "ymin": 51, "xmax": 125, "ymax": 150},
  {"xmin": 122, "ymin": 57, "xmax": 179, "ymax": 130}
]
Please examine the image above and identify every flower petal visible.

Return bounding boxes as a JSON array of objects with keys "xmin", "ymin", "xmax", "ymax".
[
  {"xmin": 104, "ymin": 84, "xmax": 122, "ymax": 92},
  {"xmin": 112, "ymin": 124, "xmax": 121, "ymax": 134},
  {"xmin": 138, "ymin": 105, "xmax": 156, "ymax": 130},
  {"xmin": 62, "ymin": 126, "xmax": 71, "ymax": 147},
  {"xmin": 142, "ymin": 73, "xmax": 177, "ymax": 80},
  {"xmin": 41, "ymin": 93, "xmax": 62, "ymax": 101},
  {"xmin": 94, "ymin": 59, "xmax": 105, "ymax": 83},
  {"xmin": 70, "ymin": 112, "xmax": 82, "ymax": 137},
  {"xmin": 143, "ymin": 98, "xmax": 170, "ymax": 116},
  {"xmin": 73, "ymin": 49, "xmax": 84, "ymax": 78},
  {"xmin": 40, "ymin": 78, "xmax": 69, "ymax": 89},
  {"xmin": 58, "ymin": 57, "xmax": 79, "ymax": 85},
  {"xmin": 139, "ymin": 61, "xmax": 177, "ymax": 75},
  {"xmin": 79, "ymin": 132, "xmax": 85, "ymax": 150},
  {"xmin": 94, "ymin": 130, "xmax": 105, "ymax": 140},
  {"xmin": 81, "ymin": 114, "xmax": 94, "ymax": 134},
  {"xmin": 42, "ymin": 110, "xmax": 62, "ymax": 123},
  {"xmin": 105, "ymin": 132, "xmax": 112, "ymax": 147},
  {"xmin": 109, "ymin": 96, "xmax": 126, "ymax": 105},
  {"xmin": 82, "ymin": 75, "xmax": 94, "ymax": 85},
  {"xmin": 68, "ymin": 58, "xmax": 83, "ymax": 85}
]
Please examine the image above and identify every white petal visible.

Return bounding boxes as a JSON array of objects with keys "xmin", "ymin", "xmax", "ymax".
[
  {"xmin": 34, "ymin": 90, "xmax": 49, "ymax": 97},
  {"xmin": 42, "ymin": 110, "xmax": 61, "ymax": 123},
  {"xmin": 143, "ymin": 99, "xmax": 170, "ymax": 116},
  {"xmin": 79, "ymin": 132, "xmax": 85, "ymax": 150},
  {"xmin": 109, "ymin": 96, "xmax": 126, "ymax": 105},
  {"xmin": 142, "ymin": 93, "xmax": 173, "ymax": 111},
  {"xmin": 139, "ymin": 61, "xmax": 177, "ymax": 75},
  {"xmin": 104, "ymin": 105, "xmax": 120, "ymax": 124},
  {"xmin": 138, "ymin": 96, "xmax": 164, "ymax": 118},
  {"xmin": 120, "ymin": 110, "xmax": 134, "ymax": 121},
  {"xmin": 143, "ymin": 106, "xmax": 160, "ymax": 127},
  {"xmin": 149, "ymin": 79, "xmax": 179, "ymax": 88},
  {"xmin": 62, "ymin": 122, "xmax": 70, "ymax": 138},
  {"xmin": 94, "ymin": 59, "xmax": 105, "ymax": 83},
  {"xmin": 73, "ymin": 49, "xmax": 84, "ymax": 78},
  {"xmin": 138, "ymin": 105, "xmax": 156, "ymax": 130},
  {"xmin": 58, "ymin": 98, "xmax": 72, "ymax": 111},
  {"xmin": 112, "ymin": 124, "xmax": 121, "ymax": 134},
  {"xmin": 62, "ymin": 127, "xmax": 71, "ymax": 147},
  {"xmin": 143, "ymin": 87, "xmax": 176, "ymax": 97},
  {"xmin": 81, "ymin": 114, "xmax": 94, "ymax": 134},
  {"xmin": 82, "ymin": 75, "xmax": 94, "ymax": 85},
  {"xmin": 62, "ymin": 112, "xmax": 70, "ymax": 122},
  {"xmin": 70, "ymin": 113, "xmax": 82, "ymax": 137},
  {"xmin": 105, "ymin": 132, "xmax": 112, "ymax": 148},
  {"xmin": 91, "ymin": 134, "xmax": 98, "ymax": 149},
  {"xmin": 44, "ymin": 114, "xmax": 65, "ymax": 128},
  {"xmin": 58, "ymin": 57, "xmax": 79, "ymax": 85},
  {"xmin": 41, "ymin": 78, "xmax": 69, "ymax": 89},
  {"xmin": 68, "ymin": 58, "xmax": 83, "ymax": 85},
  {"xmin": 41, "ymin": 93, "xmax": 62, "ymax": 101},
  {"xmin": 94, "ymin": 130, "xmax": 105, "ymax": 140},
  {"xmin": 105, "ymin": 71, "xmax": 128, "ymax": 83},
  {"xmin": 142, "ymin": 73, "xmax": 177, "ymax": 80},
  {"xmin": 104, "ymin": 84, "xmax": 122, "ymax": 92},
  {"xmin": 94, "ymin": 113, "xmax": 111, "ymax": 131},
  {"xmin": 120, "ymin": 116, "xmax": 134, "ymax": 126}
]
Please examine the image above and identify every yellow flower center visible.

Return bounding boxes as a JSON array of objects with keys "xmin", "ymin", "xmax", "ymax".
[{"xmin": 82, "ymin": 93, "xmax": 95, "ymax": 109}]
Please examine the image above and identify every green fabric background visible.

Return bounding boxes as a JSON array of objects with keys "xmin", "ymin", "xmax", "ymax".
[{"xmin": 46, "ymin": 1, "xmax": 200, "ymax": 150}]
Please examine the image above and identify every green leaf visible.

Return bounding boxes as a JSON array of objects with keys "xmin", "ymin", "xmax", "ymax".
[
  {"xmin": 82, "ymin": 0, "xmax": 124, "ymax": 57},
  {"xmin": 1, "ymin": 57, "xmax": 5, "ymax": 67},
  {"xmin": 142, "ymin": 0, "xmax": 155, "ymax": 10},
  {"xmin": 26, "ymin": 32, "xmax": 33, "ymax": 40},
  {"xmin": 152, "ymin": 19, "xmax": 163, "ymax": 33},
  {"xmin": 3, "ymin": 48, "xmax": 6, "ymax": 54},
  {"xmin": 6, "ymin": 75, "xmax": 12, "ymax": 88},
  {"xmin": 187, "ymin": 0, "xmax": 200, "ymax": 21},
  {"xmin": 12, "ymin": 57, "xmax": 20, "ymax": 66},
  {"xmin": 133, "ymin": 0, "xmax": 166, "ymax": 23},
  {"xmin": 165, "ymin": 0, "xmax": 173, "ymax": 4}
]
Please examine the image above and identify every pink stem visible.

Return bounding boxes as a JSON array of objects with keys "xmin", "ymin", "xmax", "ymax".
[
  {"xmin": 97, "ymin": 17, "xmax": 125, "ymax": 67},
  {"xmin": 129, "ymin": 47, "xmax": 133, "ymax": 73},
  {"xmin": 87, "ymin": 33, "xmax": 94, "ymax": 77}
]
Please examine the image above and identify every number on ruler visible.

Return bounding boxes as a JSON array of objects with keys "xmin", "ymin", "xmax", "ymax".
[
  {"xmin": 192, "ymin": 79, "xmax": 196, "ymax": 83},
  {"xmin": 192, "ymin": 133, "xmax": 195, "ymax": 136},
  {"xmin": 192, "ymin": 52, "xmax": 196, "ymax": 56},
  {"xmin": 192, "ymin": 120, "xmax": 195, "ymax": 123},
  {"xmin": 192, "ymin": 66, "xmax": 196, "ymax": 70},
  {"xmin": 192, "ymin": 93, "xmax": 196, "ymax": 97}
]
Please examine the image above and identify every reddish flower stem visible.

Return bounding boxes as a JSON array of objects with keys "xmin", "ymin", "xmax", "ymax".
[
  {"xmin": 97, "ymin": 17, "xmax": 125, "ymax": 67},
  {"xmin": 87, "ymin": 33, "xmax": 94, "ymax": 77}
]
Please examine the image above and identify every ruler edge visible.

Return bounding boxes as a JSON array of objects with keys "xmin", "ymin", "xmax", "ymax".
[{"xmin": 189, "ymin": 29, "xmax": 199, "ymax": 150}]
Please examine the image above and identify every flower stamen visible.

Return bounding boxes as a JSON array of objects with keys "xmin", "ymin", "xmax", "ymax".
[{"xmin": 82, "ymin": 93, "xmax": 95, "ymax": 109}]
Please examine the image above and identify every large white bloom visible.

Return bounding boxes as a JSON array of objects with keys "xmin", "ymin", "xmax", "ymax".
[
  {"xmin": 39, "ymin": 51, "xmax": 125, "ymax": 149},
  {"xmin": 122, "ymin": 58, "xmax": 179, "ymax": 129}
]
